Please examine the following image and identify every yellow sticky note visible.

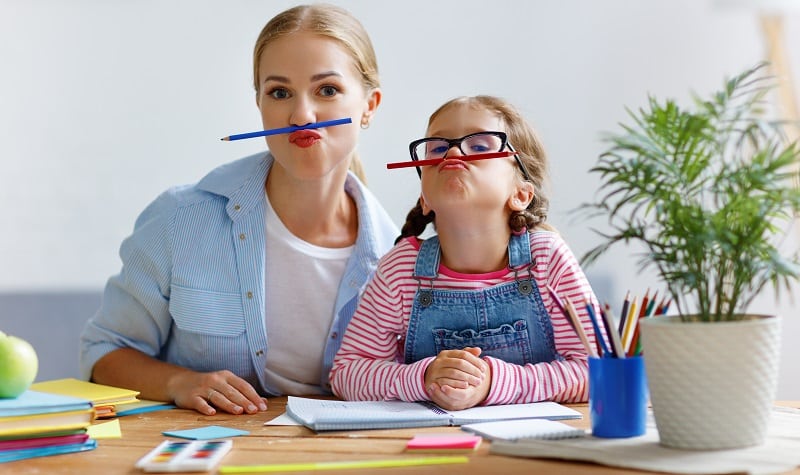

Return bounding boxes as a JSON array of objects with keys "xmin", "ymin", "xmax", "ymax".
[{"xmin": 87, "ymin": 418, "xmax": 122, "ymax": 439}]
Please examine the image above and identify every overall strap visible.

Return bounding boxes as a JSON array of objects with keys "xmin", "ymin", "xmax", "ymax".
[
  {"xmin": 508, "ymin": 231, "xmax": 532, "ymax": 268},
  {"xmin": 412, "ymin": 236, "xmax": 442, "ymax": 279}
]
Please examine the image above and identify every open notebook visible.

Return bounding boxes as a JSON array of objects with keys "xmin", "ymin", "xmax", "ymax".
[
  {"xmin": 286, "ymin": 396, "xmax": 581, "ymax": 431},
  {"xmin": 462, "ymin": 419, "xmax": 586, "ymax": 441}
]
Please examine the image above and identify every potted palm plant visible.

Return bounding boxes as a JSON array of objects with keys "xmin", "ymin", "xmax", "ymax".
[{"xmin": 581, "ymin": 62, "xmax": 800, "ymax": 449}]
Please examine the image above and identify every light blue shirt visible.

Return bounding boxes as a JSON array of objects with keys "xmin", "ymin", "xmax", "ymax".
[{"xmin": 80, "ymin": 152, "xmax": 398, "ymax": 395}]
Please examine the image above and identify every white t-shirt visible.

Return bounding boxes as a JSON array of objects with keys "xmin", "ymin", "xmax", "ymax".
[{"xmin": 263, "ymin": 193, "xmax": 353, "ymax": 395}]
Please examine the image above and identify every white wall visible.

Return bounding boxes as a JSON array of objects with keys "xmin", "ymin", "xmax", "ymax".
[{"xmin": 1, "ymin": 0, "xmax": 798, "ymax": 397}]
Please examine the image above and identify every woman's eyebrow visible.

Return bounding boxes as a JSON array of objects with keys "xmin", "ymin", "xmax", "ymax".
[
  {"xmin": 310, "ymin": 71, "xmax": 343, "ymax": 81},
  {"xmin": 263, "ymin": 71, "xmax": 343, "ymax": 85}
]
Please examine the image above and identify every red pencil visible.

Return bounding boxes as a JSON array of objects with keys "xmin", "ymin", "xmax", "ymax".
[{"xmin": 386, "ymin": 151, "xmax": 517, "ymax": 169}]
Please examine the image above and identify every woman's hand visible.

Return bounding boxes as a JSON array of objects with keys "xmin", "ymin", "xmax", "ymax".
[
  {"xmin": 424, "ymin": 347, "xmax": 491, "ymax": 411},
  {"xmin": 167, "ymin": 369, "xmax": 268, "ymax": 416}
]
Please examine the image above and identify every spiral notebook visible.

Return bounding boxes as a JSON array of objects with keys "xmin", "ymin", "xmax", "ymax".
[
  {"xmin": 286, "ymin": 396, "xmax": 581, "ymax": 431},
  {"xmin": 461, "ymin": 419, "xmax": 586, "ymax": 441}
]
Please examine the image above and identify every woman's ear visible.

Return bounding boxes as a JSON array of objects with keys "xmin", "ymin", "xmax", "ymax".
[
  {"xmin": 361, "ymin": 88, "xmax": 382, "ymax": 128},
  {"xmin": 508, "ymin": 181, "xmax": 535, "ymax": 211}
]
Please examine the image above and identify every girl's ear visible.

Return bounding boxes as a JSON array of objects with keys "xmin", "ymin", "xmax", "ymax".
[
  {"xmin": 509, "ymin": 181, "xmax": 535, "ymax": 211},
  {"xmin": 420, "ymin": 194, "xmax": 433, "ymax": 216}
]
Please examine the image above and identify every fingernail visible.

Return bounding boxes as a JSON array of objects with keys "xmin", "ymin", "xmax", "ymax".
[
  {"xmin": 233, "ymin": 405, "xmax": 243, "ymax": 414},
  {"xmin": 259, "ymin": 402, "xmax": 268, "ymax": 411},
  {"xmin": 247, "ymin": 404, "xmax": 257, "ymax": 413}
]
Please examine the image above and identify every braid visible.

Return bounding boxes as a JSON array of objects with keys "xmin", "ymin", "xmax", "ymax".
[
  {"xmin": 509, "ymin": 190, "xmax": 551, "ymax": 233},
  {"xmin": 395, "ymin": 199, "xmax": 435, "ymax": 244}
]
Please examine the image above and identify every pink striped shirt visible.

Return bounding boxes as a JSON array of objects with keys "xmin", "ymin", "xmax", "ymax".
[{"xmin": 330, "ymin": 231, "xmax": 599, "ymax": 405}]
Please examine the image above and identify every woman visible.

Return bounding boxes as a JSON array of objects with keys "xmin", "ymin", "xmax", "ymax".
[{"xmin": 80, "ymin": 4, "xmax": 398, "ymax": 416}]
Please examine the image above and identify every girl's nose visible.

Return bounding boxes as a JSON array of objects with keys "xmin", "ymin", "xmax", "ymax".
[{"xmin": 444, "ymin": 144, "xmax": 465, "ymax": 158}]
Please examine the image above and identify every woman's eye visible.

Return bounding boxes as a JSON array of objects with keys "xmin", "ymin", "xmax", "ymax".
[
  {"xmin": 267, "ymin": 88, "xmax": 290, "ymax": 100},
  {"xmin": 319, "ymin": 85, "xmax": 339, "ymax": 97}
]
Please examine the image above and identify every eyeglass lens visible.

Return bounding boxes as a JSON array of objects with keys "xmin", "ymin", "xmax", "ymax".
[{"xmin": 415, "ymin": 133, "xmax": 504, "ymax": 160}]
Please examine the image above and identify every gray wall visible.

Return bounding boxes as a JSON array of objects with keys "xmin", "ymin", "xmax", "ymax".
[{"xmin": 1, "ymin": 0, "xmax": 798, "ymax": 396}]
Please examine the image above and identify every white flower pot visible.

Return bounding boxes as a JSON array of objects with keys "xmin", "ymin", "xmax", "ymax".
[{"xmin": 639, "ymin": 315, "xmax": 781, "ymax": 450}]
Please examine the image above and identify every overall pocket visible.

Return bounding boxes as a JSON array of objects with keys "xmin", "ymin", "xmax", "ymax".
[{"xmin": 432, "ymin": 320, "xmax": 532, "ymax": 366}]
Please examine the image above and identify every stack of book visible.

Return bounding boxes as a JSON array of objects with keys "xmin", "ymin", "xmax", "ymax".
[
  {"xmin": 0, "ymin": 390, "xmax": 97, "ymax": 463},
  {"xmin": 30, "ymin": 378, "xmax": 140, "ymax": 418}
]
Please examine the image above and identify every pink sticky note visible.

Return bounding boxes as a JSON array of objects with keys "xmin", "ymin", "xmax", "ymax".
[{"xmin": 406, "ymin": 434, "xmax": 482, "ymax": 452}]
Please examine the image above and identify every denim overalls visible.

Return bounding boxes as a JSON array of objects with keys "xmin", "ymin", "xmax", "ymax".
[{"xmin": 404, "ymin": 232, "xmax": 560, "ymax": 366}]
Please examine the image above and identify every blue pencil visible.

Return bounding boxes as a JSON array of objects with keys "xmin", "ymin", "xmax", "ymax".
[
  {"xmin": 220, "ymin": 117, "xmax": 352, "ymax": 141},
  {"xmin": 584, "ymin": 296, "xmax": 611, "ymax": 357}
]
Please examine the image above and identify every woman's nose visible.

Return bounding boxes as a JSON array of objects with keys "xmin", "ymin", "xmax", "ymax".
[{"xmin": 289, "ymin": 97, "xmax": 316, "ymax": 127}]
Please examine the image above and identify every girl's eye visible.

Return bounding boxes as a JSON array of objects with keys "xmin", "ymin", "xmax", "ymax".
[
  {"xmin": 429, "ymin": 145, "xmax": 449, "ymax": 156},
  {"xmin": 319, "ymin": 85, "xmax": 339, "ymax": 97},
  {"xmin": 469, "ymin": 144, "xmax": 490, "ymax": 153},
  {"xmin": 267, "ymin": 88, "xmax": 291, "ymax": 100}
]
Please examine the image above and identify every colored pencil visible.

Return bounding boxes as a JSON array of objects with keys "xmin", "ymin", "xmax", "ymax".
[
  {"xmin": 628, "ymin": 324, "xmax": 642, "ymax": 357},
  {"xmin": 545, "ymin": 285, "xmax": 568, "ymax": 320},
  {"xmin": 563, "ymin": 295, "xmax": 598, "ymax": 358},
  {"xmin": 629, "ymin": 291, "xmax": 658, "ymax": 356},
  {"xmin": 219, "ymin": 456, "xmax": 470, "ymax": 473},
  {"xmin": 638, "ymin": 289, "xmax": 650, "ymax": 320},
  {"xmin": 601, "ymin": 303, "xmax": 625, "ymax": 358},
  {"xmin": 617, "ymin": 290, "xmax": 630, "ymax": 335},
  {"xmin": 220, "ymin": 117, "xmax": 352, "ymax": 141},
  {"xmin": 620, "ymin": 297, "xmax": 638, "ymax": 354},
  {"xmin": 584, "ymin": 296, "xmax": 610, "ymax": 357},
  {"xmin": 546, "ymin": 286, "xmax": 596, "ymax": 357},
  {"xmin": 645, "ymin": 290, "xmax": 658, "ymax": 316},
  {"xmin": 653, "ymin": 295, "xmax": 666, "ymax": 316},
  {"xmin": 659, "ymin": 298, "xmax": 672, "ymax": 315},
  {"xmin": 386, "ymin": 151, "xmax": 517, "ymax": 170}
]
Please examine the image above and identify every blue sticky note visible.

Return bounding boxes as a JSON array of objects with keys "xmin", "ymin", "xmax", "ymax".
[{"xmin": 162, "ymin": 425, "xmax": 249, "ymax": 440}]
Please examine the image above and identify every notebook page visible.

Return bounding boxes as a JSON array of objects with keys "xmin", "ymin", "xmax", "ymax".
[
  {"xmin": 447, "ymin": 401, "xmax": 582, "ymax": 425},
  {"xmin": 286, "ymin": 397, "xmax": 451, "ymax": 431},
  {"xmin": 462, "ymin": 419, "xmax": 586, "ymax": 441}
]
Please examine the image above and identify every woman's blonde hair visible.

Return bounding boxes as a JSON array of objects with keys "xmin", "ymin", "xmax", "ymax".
[
  {"xmin": 397, "ymin": 95, "xmax": 554, "ymax": 243},
  {"xmin": 253, "ymin": 4, "xmax": 379, "ymax": 184}
]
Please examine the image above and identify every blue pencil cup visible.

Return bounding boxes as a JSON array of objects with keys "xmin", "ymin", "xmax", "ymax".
[{"xmin": 588, "ymin": 355, "xmax": 648, "ymax": 438}]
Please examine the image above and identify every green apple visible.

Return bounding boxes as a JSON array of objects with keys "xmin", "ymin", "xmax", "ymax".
[{"xmin": 0, "ymin": 330, "xmax": 39, "ymax": 398}]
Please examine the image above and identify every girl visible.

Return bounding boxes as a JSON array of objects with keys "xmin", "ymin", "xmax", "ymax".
[
  {"xmin": 330, "ymin": 96, "xmax": 600, "ymax": 411},
  {"xmin": 80, "ymin": 4, "xmax": 398, "ymax": 416}
]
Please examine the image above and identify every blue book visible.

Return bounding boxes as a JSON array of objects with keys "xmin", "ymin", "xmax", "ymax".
[
  {"xmin": 0, "ymin": 439, "xmax": 97, "ymax": 463},
  {"xmin": 0, "ymin": 391, "xmax": 92, "ymax": 418}
]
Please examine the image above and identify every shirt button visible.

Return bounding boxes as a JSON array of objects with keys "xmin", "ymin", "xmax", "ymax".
[
  {"xmin": 246, "ymin": 291, "xmax": 253, "ymax": 299},
  {"xmin": 256, "ymin": 350, "xmax": 264, "ymax": 356},
  {"xmin": 331, "ymin": 332, "xmax": 338, "ymax": 339},
  {"xmin": 239, "ymin": 233, "xmax": 246, "ymax": 240},
  {"xmin": 234, "ymin": 204, "xmax": 241, "ymax": 211}
]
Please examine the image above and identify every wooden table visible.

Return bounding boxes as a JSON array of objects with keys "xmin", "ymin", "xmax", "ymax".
[{"xmin": 4, "ymin": 398, "xmax": 799, "ymax": 474}]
